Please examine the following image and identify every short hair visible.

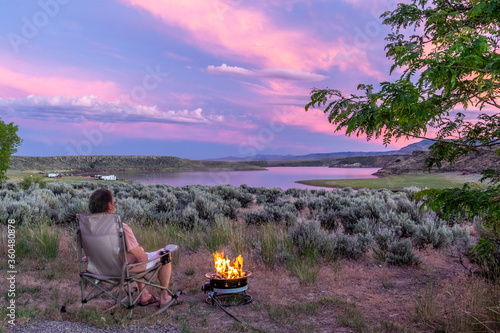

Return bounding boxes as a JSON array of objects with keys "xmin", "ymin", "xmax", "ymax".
[{"xmin": 89, "ymin": 188, "xmax": 113, "ymax": 214}]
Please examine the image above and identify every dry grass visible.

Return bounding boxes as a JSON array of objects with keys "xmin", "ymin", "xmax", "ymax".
[{"xmin": 1, "ymin": 223, "xmax": 499, "ymax": 333}]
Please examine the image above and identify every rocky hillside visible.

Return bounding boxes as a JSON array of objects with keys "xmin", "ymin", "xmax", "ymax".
[
  {"xmin": 9, "ymin": 155, "xmax": 264, "ymax": 172},
  {"xmin": 329, "ymin": 155, "xmax": 407, "ymax": 168},
  {"xmin": 375, "ymin": 150, "xmax": 499, "ymax": 176}
]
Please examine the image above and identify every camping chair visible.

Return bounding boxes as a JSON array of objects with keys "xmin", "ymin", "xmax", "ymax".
[{"xmin": 77, "ymin": 213, "xmax": 181, "ymax": 318}]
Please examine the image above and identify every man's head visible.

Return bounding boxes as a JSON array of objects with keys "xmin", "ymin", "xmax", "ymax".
[{"xmin": 89, "ymin": 188, "xmax": 114, "ymax": 214}]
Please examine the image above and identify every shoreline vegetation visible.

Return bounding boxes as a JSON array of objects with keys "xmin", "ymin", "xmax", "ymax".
[
  {"xmin": 1, "ymin": 180, "xmax": 499, "ymax": 332},
  {"xmin": 296, "ymin": 172, "xmax": 488, "ymax": 191},
  {"xmin": 8, "ymin": 154, "xmax": 490, "ymax": 192},
  {"xmin": 8, "ymin": 155, "xmax": 266, "ymax": 173}
]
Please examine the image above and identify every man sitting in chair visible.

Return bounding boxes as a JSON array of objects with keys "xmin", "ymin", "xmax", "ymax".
[{"xmin": 89, "ymin": 188, "xmax": 172, "ymax": 307}]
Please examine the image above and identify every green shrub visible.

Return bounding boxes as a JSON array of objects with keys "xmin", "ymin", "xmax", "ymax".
[
  {"xmin": 46, "ymin": 182, "xmax": 75, "ymax": 195},
  {"xmin": 414, "ymin": 220, "xmax": 454, "ymax": 249},
  {"xmin": 318, "ymin": 209, "xmax": 340, "ymax": 231},
  {"xmin": 386, "ymin": 239, "xmax": 420, "ymax": 266},
  {"xmin": 243, "ymin": 210, "xmax": 273, "ymax": 226},
  {"xmin": 323, "ymin": 232, "xmax": 371, "ymax": 260},
  {"xmin": 20, "ymin": 175, "xmax": 47, "ymax": 190},
  {"xmin": 290, "ymin": 221, "xmax": 325, "ymax": 257},
  {"xmin": 153, "ymin": 194, "xmax": 177, "ymax": 212},
  {"xmin": 285, "ymin": 187, "xmax": 308, "ymax": 198},
  {"xmin": 263, "ymin": 204, "xmax": 297, "ymax": 227},
  {"xmin": 4, "ymin": 182, "xmax": 18, "ymax": 191},
  {"xmin": 220, "ymin": 198, "xmax": 241, "ymax": 220},
  {"xmin": 294, "ymin": 197, "xmax": 307, "ymax": 211}
]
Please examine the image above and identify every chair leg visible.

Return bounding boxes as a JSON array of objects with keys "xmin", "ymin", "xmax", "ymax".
[
  {"xmin": 151, "ymin": 290, "xmax": 182, "ymax": 316},
  {"xmin": 80, "ymin": 277, "xmax": 85, "ymax": 309}
]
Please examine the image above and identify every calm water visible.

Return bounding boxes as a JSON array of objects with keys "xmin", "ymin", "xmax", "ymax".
[{"xmin": 117, "ymin": 167, "xmax": 380, "ymax": 190}]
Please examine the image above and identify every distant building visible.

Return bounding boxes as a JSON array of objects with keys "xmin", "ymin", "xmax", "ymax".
[{"xmin": 94, "ymin": 175, "xmax": 116, "ymax": 181}]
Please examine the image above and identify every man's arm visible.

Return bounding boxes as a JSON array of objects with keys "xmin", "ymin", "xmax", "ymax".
[
  {"xmin": 123, "ymin": 223, "xmax": 148, "ymax": 272},
  {"xmin": 128, "ymin": 246, "xmax": 148, "ymax": 272}
]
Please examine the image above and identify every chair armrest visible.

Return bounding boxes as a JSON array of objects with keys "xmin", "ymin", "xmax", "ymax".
[{"xmin": 127, "ymin": 250, "xmax": 171, "ymax": 268}]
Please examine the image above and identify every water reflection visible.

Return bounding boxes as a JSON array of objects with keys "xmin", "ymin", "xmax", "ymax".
[{"xmin": 117, "ymin": 167, "xmax": 380, "ymax": 190}]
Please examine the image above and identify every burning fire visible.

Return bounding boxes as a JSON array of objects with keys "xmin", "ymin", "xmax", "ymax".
[{"xmin": 213, "ymin": 251, "xmax": 244, "ymax": 279}]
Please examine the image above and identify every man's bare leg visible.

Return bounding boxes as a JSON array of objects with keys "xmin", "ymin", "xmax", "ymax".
[
  {"xmin": 137, "ymin": 281, "xmax": 153, "ymax": 303},
  {"xmin": 158, "ymin": 262, "xmax": 172, "ymax": 305}
]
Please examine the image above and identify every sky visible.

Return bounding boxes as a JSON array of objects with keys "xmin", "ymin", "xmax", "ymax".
[{"xmin": 0, "ymin": 0, "xmax": 415, "ymax": 160}]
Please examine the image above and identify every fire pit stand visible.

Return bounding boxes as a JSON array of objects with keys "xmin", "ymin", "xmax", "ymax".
[{"xmin": 201, "ymin": 272, "xmax": 252, "ymax": 322}]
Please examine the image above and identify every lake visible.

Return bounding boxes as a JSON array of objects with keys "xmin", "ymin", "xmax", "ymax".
[{"xmin": 116, "ymin": 167, "xmax": 380, "ymax": 190}]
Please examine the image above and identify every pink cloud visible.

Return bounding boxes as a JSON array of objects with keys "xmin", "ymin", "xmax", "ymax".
[
  {"xmin": 98, "ymin": 121, "xmax": 254, "ymax": 146},
  {"xmin": 119, "ymin": 0, "xmax": 384, "ymax": 78},
  {"xmin": 207, "ymin": 64, "xmax": 328, "ymax": 82},
  {"xmin": 0, "ymin": 65, "xmax": 120, "ymax": 101},
  {"xmin": 9, "ymin": 116, "xmax": 254, "ymax": 150},
  {"xmin": 261, "ymin": 105, "xmax": 415, "ymax": 148},
  {"xmin": 340, "ymin": 0, "xmax": 399, "ymax": 13}
]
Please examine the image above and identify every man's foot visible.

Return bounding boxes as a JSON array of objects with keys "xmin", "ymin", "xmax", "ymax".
[
  {"xmin": 138, "ymin": 294, "xmax": 159, "ymax": 306},
  {"xmin": 158, "ymin": 294, "xmax": 172, "ymax": 307}
]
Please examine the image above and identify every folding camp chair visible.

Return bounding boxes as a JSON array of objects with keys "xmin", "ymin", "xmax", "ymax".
[{"xmin": 77, "ymin": 213, "xmax": 181, "ymax": 318}]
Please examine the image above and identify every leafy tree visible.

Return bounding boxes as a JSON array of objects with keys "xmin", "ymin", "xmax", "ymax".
[
  {"xmin": 306, "ymin": 0, "xmax": 499, "ymax": 274},
  {"xmin": 0, "ymin": 118, "xmax": 22, "ymax": 184}
]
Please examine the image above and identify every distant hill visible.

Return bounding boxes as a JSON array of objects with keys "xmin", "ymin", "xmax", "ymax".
[
  {"xmin": 375, "ymin": 149, "xmax": 500, "ymax": 176},
  {"xmin": 396, "ymin": 140, "xmax": 435, "ymax": 154},
  {"xmin": 9, "ymin": 155, "xmax": 265, "ymax": 172},
  {"xmin": 209, "ymin": 140, "xmax": 434, "ymax": 162}
]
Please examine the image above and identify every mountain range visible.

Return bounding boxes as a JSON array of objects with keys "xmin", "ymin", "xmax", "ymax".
[{"xmin": 208, "ymin": 140, "xmax": 435, "ymax": 162}]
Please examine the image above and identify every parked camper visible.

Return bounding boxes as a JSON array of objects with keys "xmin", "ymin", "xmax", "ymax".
[{"xmin": 94, "ymin": 175, "xmax": 116, "ymax": 181}]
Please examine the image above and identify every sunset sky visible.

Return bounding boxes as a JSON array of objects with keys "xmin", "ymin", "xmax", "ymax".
[{"xmin": 0, "ymin": 0, "xmax": 415, "ymax": 159}]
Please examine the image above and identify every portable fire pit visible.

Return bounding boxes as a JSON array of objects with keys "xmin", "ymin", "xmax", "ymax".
[
  {"xmin": 201, "ymin": 252, "xmax": 252, "ymax": 322},
  {"xmin": 202, "ymin": 271, "xmax": 253, "ymax": 306}
]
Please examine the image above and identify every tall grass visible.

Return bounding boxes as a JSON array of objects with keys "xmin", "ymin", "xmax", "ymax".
[
  {"xmin": 259, "ymin": 224, "xmax": 285, "ymax": 266},
  {"xmin": 203, "ymin": 216, "xmax": 231, "ymax": 252},
  {"xmin": 17, "ymin": 220, "xmax": 61, "ymax": 260},
  {"xmin": 411, "ymin": 277, "xmax": 500, "ymax": 332},
  {"xmin": 287, "ymin": 256, "xmax": 320, "ymax": 285},
  {"xmin": 228, "ymin": 219, "xmax": 248, "ymax": 254}
]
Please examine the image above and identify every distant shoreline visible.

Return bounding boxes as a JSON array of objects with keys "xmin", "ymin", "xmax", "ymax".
[{"xmin": 8, "ymin": 155, "xmax": 266, "ymax": 173}]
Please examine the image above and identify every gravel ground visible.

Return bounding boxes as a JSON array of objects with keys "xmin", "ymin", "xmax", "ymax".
[{"xmin": 6, "ymin": 320, "xmax": 180, "ymax": 333}]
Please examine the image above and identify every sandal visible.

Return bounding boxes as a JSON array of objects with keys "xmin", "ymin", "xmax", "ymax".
[{"xmin": 137, "ymin": 294, "xmax": 159, "ymax": 306}]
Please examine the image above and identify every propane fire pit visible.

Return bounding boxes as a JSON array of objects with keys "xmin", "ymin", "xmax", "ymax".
[
  {"xmin": 202, "ymin": 271, "xmax": 253, "ymax": 306},
  {"xmin": 202, "ymin": 252, "xmax": 252, "ymax": 311}
]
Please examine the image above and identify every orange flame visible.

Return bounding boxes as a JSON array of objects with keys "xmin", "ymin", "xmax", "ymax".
[{"xmin": 213, "ymin": 251, "xmax": 244, "ymax": 279}]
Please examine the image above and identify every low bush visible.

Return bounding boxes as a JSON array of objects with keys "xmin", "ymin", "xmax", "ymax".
[
  {"xmin": 290, "ymin": 221, "xmax": 325, "ymax": 257},
  {"xmin": 318, "ymin": 209, "xmax": 340, "ymax": 231},
  {"xmin": 19, "ymin": 175, "xmax": 47, "ymax": 190},
  {"xmin": 323, "ymin": 232, "xmax": 372, "ymax": 260},
  {"xmin": 243, "ymin": 210, "xmax": 273, "ymax": 226},
  {"xmin": 386, "ymin": 239, "xmax": 421, "ymax": 266},
  {"xmin": 293, "ymin": 197, "xmax": 307, "ymax": 211}
]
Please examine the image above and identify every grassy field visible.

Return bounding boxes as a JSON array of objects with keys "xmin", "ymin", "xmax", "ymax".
[
  {"xmin": 5, "ymin": 170, "xmax": 131, "ymax": 184},
  {"xmin": 296, "ymin": 172, "xmax": 487, "ymax": 190},
  {"xmin": 1, "ymin": 180, "xmax": 499, "ymax": 332}
]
